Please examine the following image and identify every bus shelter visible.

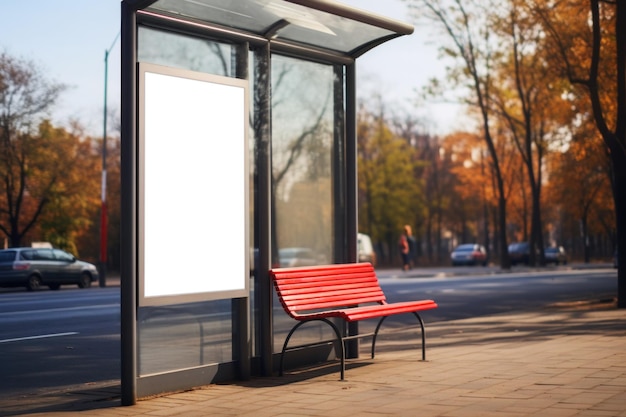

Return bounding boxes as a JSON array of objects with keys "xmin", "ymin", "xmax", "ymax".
[{"xmin": 120, "ymin": 0, "xmax": 413, "ymax": 405}]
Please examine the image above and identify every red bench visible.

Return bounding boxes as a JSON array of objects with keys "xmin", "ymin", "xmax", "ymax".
[{"xmin": 270, "ymin": 262, "xmax": 438, "ymax": 379}]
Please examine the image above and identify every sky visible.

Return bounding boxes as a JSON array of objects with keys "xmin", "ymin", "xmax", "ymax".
[{"xmin": 1, "ymin": 0, "xmax": 463, "ymax": 137}]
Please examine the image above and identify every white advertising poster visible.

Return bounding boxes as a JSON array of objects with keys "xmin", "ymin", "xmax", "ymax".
[{"xmin": 138, "ymin": 63, "xmax": 249, "ymax": 306}]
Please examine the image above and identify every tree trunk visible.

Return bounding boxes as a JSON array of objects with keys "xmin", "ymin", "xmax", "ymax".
[
  {"xmin": 611, "ymin": 148, "xmax": 626, "ymax": 307},
  {"xmin": 614, "ymin": 0, "xmax": 626, "ymax": 308}
]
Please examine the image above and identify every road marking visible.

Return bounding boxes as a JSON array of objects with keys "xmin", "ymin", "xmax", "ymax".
[
  {"xmin": 0, "ymin": 304, "xmax": 118, "ymax": 318},
  {"xmin": 0, "ymin": 332, "xmax": 79, "ymax": 344}
]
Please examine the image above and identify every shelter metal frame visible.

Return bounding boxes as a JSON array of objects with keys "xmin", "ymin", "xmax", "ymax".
[{"xmin": 121, "ymin": 0, "xmax": 412, "ymax": 405}]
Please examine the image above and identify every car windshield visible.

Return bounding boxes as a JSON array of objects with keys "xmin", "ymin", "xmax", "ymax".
[{"xmin": 455, "ymin": 244, "xmax": 476, "ymax": 252}]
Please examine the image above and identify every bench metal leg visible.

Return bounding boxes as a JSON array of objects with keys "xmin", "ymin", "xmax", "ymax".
[
  {"xmin": 279, "ymin": 318, "xmax": 346, "ymax": 380},
  {"xmin": 280, "ymin": 312, "xmax": 428, "ymax": 379},
  {"xmin": 413, "ymin": 312, "xmax": 427, "ymax": 361},
  {"xmin": 371, "ymin": 312, "xmax": 427, "ymax": 361},
  {"xmin": 371, "ymin": 316, "xmax": 388, "ymax": 359}
]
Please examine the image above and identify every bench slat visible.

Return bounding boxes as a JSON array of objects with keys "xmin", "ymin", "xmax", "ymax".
[
  {"xmin": 274, "ymin": 274, "xmax": 379, "ymax": 287},
  {"xmin": 273, "ymin": 263, "xmax": 387, "ymax": 314},
  {"xmin": 280, "ymin": 289, "xmax": 384, "ymax": 302},
  {"xmin": 277, "ymin": 282, "xmax": 383, "ymax": 296},
  {"xmin": 280, "ymin": 297, "xmax": 386, "ymax": 313},
  {"xmin": 278, "ymin": 288, "xmax": 382, "ymax": 301},
  {"xmin": 293, "ymin": 299, "xmax": 438, "ymax": 321},
  {"xmin": 275, "ymin": 273, "xmax": 378, "ymax": 285},
  {"xmin": 272, "ymin": 263, "xmax": 374, "ymax": 273},
  {"xmin": 280, "ymin": 286, "xmax": 383, "ymax": 303},
  {"xmin": 276, "ymin": 282, "xmax": 381, "ymax": 295}
]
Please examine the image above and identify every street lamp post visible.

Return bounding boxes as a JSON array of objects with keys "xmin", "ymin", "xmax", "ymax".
[{"xmin": 100, "ymin": 32, "xmax": 120, "ymax": 288}]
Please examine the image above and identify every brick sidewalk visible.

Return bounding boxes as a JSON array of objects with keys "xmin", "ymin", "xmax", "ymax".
[{"xmin": 4, "ymin": 301, "xmax": 625, "ymax": 417}]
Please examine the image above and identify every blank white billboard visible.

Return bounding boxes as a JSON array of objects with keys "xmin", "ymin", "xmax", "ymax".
[{"xmin": 138, "ymin": 63, "xmax": 249, "ymax": 306}]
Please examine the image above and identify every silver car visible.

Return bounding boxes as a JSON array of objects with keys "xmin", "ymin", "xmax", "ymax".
[
  {"xmin": 0, "ymin": 247, "xmax": 99, "ymax": 291},
  {"xmin": 451, "ymin": 243, "xmax": 488, "ymax": 266}
]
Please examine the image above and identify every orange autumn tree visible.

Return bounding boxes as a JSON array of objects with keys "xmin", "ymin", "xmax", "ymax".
[
  {"xmin": 536, "ymin": 0, "xmax": 626, "ymax": 307},
  {"xmin": 443, "ymin": 131, "xmax": 490, "ymax": 245},
  {"xmin": 545, "ymin": 131, "xmax": 613, "ymax": 262},
  {"xmin": 408, "ymin": 0, "xmax": 513, "ymax": 267},
  {"xmin": 35, "ymin": 122, "xmax": 101, "ymax": 256},
  {"xmin": 489, "ymin": 0, "xmax": 579, "ymax": 265}
]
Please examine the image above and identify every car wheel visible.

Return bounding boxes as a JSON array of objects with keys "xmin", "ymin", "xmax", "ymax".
[
  {"xmin": 48, "ymin": 283, "xmax": 61, "ymax": 290},
  {"xmin": 78, "ymin": 272, "xmax": 92, "ymax": 289},
  {"xmin": 27, "ymin": 275, "xmax": 42, "ymax": 291}
]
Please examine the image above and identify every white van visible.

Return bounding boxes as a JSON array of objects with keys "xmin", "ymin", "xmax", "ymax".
[{"xmin": 357, "ymin": 233, "xmax": 376, "ymax": 266}]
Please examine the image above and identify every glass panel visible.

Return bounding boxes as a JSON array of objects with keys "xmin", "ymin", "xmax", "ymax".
[
  {"xmin": 271, "ymin": 55, "xmax": 336, "ymax": 350},
  {"xmin": 147, "ymin": 0, "xmax": 402, "ymax": 55},
  {"xmin": 138, "ymin": 301, "xmax": 232, "ymax": 375},
  {"xmin": 148, "ymin": 0, "xmax": 279, "ymax": 34},
  {"xmin": 136, "ymin": 26, "xmax": 240, "ymax": 376},
  {"xmin": 138, "ymin": 27, "xmax": 232, "ymax": 76}
]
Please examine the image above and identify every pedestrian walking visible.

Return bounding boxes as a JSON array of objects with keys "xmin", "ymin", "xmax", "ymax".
[{"xmin": 399, "ymin": 225, "xmax": 413, "ymax": 271}]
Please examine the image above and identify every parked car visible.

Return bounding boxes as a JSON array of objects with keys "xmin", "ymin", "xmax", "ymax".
[
  {"xmin": 450, "ymin": 243, "xmax": 488, "ymax": 266},
  {"xmin": 357, "ymin": 233, "xmax": 376, "ymax": 266},
  {"xmin": 544, "ymin": 246, "xmax": 567, "ymax": 265},
  {"xmin": 278, "ymin": 247, "xmax": 319, "ymax": 268},
  {"xmin": 615, "ymin": 249, "xmax": 619, "ymax": 269},
  {"xmin": 508, "ymin": 242, "xmax": 531, "ymax": 265},
  {"xmin": 0, "ymin": 247, "xmax": 99, "ymax": 291}
]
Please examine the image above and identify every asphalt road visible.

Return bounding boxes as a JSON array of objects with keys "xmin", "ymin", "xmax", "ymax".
[
  {"xmin": 375, "ymin": 265, "xmax": 617, "ymax": 322},
  {"xmin": 0, "ymin": 287, "xmax": 120, "ymax": 399}
]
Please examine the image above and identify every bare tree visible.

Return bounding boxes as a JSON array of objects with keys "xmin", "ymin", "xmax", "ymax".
[{"xmin": 407, "ymin": 0, "xmax": 512, "ymax": 267}]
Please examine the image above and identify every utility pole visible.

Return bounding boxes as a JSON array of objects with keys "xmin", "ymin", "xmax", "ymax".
[{"xmin": 100, "ymin": 32, "xmax": 120, "ymax": 287}]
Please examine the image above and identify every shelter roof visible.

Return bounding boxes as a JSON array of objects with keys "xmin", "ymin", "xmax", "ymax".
[{"xmin": 129, "ymin": 0, "xmax": 413, "ymax": 58}]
